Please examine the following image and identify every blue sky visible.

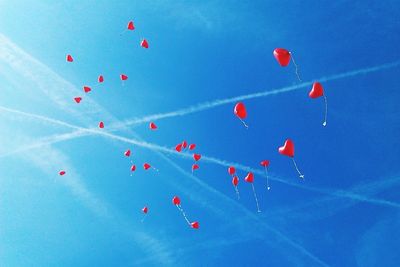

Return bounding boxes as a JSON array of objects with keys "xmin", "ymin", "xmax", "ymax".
[{"xmin": 1, "ymin": 1, "xmax": 400, "ymax": 266}]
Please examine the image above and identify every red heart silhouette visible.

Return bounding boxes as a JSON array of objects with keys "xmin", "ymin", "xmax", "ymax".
[
  {"xmin": 193, "ymin": 154, "xmax": 201, "ymax": 161},
  {"xmin": 232, "ymin": 176, "xmax": 239, "ymax": 186},
  {"xmin": 127, "ymin": 21, "xmax": 135, "ymax": 30},
  {"xmin": 74, "ymin": 97, "xmax": 82, "ymax": 103},
  {"xmin": 149, "ymin": 122, "xmax": 157, "ymax": 130},
  {"xmin": 66, "ymin": 54, "xmax": 73, "ymax": 62},
  {"xmin": 141, "ymin": 39, "xmax": 149, "ymax": 49},
  {"xmin": 245, "ymin": 172, "xmax": 254, "ymax": 183},
  {"xmin": 83, "ymin": 86, "xmax": 91, "ymax": 93},
  {"xmin": 143, "ymin": 163, "xmax": 151, "ymax": 170},
  {"xmin": 191, "ymin": 221, "xmax": 199, "ymax": 229},
  {"xmin": 273, "ymin": 48, "xmax": 291, "ymax": 67},
  {"xmin": 278, "ymin": 139, "xmax": 294, "ymax": 157},
  {"xmin": 120, "ymin": 74, "xmax": 128, "ymax": 81},
  {"xmin": 124, "ymin": 149, "xmax": 131, "ymax": 157},
  {"xmin": 192, "ymin": 164, "xmax": 199, "ymax": 171},
  {"xmin": 98, "ymin": 121, "xmax": 104, "ymax": 128},
  {"xmin": 189, "ymin": 144, "xmax": 196, "ymax": 150},
  {"xmin": 172, "ymin": 196, "xmax": 180, "ymax": 205},
  {"xmin": 309, "ymin": 82, "xmax": 324, "ymax": 98}
]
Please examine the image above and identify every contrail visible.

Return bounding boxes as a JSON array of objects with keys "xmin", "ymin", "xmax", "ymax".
[
  {"xmin": 108, "ymin": 61, "xmax": 400, "ymax": 129},
  {"xmin": 2, "ymin": 105, "xmax": 399, "ymax": 210}
]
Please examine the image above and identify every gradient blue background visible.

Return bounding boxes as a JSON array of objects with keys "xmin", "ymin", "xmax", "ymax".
[{"xmin": 1, "ymin": 1, "xmax": 400, "ymax": 266}]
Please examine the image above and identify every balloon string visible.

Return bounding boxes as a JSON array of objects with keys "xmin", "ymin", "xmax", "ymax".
[
  {"xmin": 264, "ymin": 167, "xmax": 271, "ymax": 190},
  {"xmin": 240, "ymin": 118, "xmax": 249, "ymax": 129},
  {"xmin": 323, "ymin": 94, "xmax": 328, "ymax": 127},
  {"xmin": 141, "ymin": 214, "xmax": 147, "ymax": 223},
  {"xmin": 290, "ymin": 52, "xmax": 302, "ymax": 82},
  {"xmin": 291, "ymin": 158, "xmax": 304, "ymax": 179},
  {"xmin": 176, "ymin": 205, "xmax": 191, "ymax": 226},
  {"xmin": 251, "ymin": 183, "xmax": 261, "ymax": 213},
  {"xmin": 234, "ymin": 186, "xmax": 240, "ymax": 200}
]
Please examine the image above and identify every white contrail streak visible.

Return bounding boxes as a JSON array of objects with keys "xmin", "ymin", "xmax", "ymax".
[{"xmin": 1, "ymin": 105, "xmax": 399, "ymax": 210}]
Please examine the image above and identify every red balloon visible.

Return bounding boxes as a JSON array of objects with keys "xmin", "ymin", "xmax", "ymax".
[
  {"xmin": 309, "ymin": 82, "xmax": 324, "ymax": 98},
  {"xmin": 193, "ymin": 154, "xmax": 201, "ymax": 161},
  {"xmin": 66, "ymin": 54, "xmax": 73, "ymax": 62},
  {"xmin": 191, "ymin": 221, "xmax": 199, "ymax": 229},
  {"xmin": 127, "ymin": 21, "xmax": 135, "ymax": 30},
  {"xmin": 273, "ymin": 48, "xmax": 291, "ymax": 67},
  {"xmin": 260, "ymin": 160, "xmax": 270, "ymax": 167},
  {"xmin": 172, "ymin": 196, "xmax": 180, "ymax": 205},
  {"xmin": 59, "ymin": 170, "xmax": 66, "ymax": 176},
  {"xmin": 143, "ymin": 163, "xmax": 151, "ymax": 170},
  {"xmin": 182, "ymin": 141, "xmax": 187, "ymax": 149},
  {"xmin": 232, "ymin": 176, "xmax": 239, "ymax": 186},
  {"xmin": 130, "ymin": 165, "xmax": 136, "ymax": 172},
  {"xmin": 149, "ymin": 122, "xmax": 157, "ymax": 130},
  {"xmin": 142, "ymin": 206, "xmax": 148, "ymax": 214},
  {"xmin": 74, "ymin": 97, "xmax": 82, "ymax": 103},
  {"xmin": 120, "ymin": 74, "xmax": 128, "ymax": 81},
  {"xmin": 98, "ymin": 75, "xmax": 104, "ymax": 83},
  {"xmin": 234, "ymin": 102, "xmax": 247, "ymax": 119},
  {"xmin": 189, "ymin": 144, "xmax": 196, "ymax": 150},
  {"xmin": 83, "ymin": 86, "xmax": 91, "ymax": 93},
  {"xmin": 98, "ymin": 121, "xmax": 104, "ymax": 128},
  {"xmin": 141, "ymin": 39, "xmax": 149, "ymax": 49},
  {"xmin": 192, "ymin": 164, "xmax": 199, "ymax": 171},
  {"xmin": 124, "ymin": 149, "xmax": 131, "ymax": 157},
  {"xmin": 244, "ymin": 172, "xmax": 254, "ymax": 183},
  {"xmin": 278, "ymin": 139, "xmax": 295, "ymax": 158},
  {"xmin": 175, "ymin": 143, "xmax": 183, "ymax": 152},
  {"xmin": 228, "ymin": 166, "xmax": 236, "ymax": 175}
]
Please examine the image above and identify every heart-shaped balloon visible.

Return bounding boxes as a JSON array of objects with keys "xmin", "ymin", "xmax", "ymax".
[
  {"xmin": 149, "ymin": 122, "xmax": 157, "ymax": 130},
  {"xmin": 278, "ymin": 139, "xmax": 294, "ymax": 157},
  {"xmin": 309, "ymin": 82, "xmax": 324, "ymax": 98},
  {"xmin": 193, "ymin": 154, "xmax": 201, "ymax": 161},
  {"xmin": 192, "ymin": 164, "xmax": 199, "ymax": 171},
  {"xmin": 142, "ymin": 206, "xmax": 148, "ymax": 214},
  {"xmin": 66, "ymin": 54, "xmax": 73, "ymax": 62},
  {"xmin": 189, "ymin": 144, "xmax": 196, "ymax": 150},
  {"xmin": 141, "ymin": 39, "xmax": 149, "ymax": 49},
  {"xmin": 234, "ymin": 102, "xmax": 247, "ymax": 119},
  {"xmin": 172, "ymin": 196, "xmax": 180, "ymax": 205},
  {"xmin": 260, "ymin": 160, "xmax": 270, "ymax": 167},
  {"xmin": 130, "ymin": 165, "xmax": 136, "ymax": 172},
  {"xmin": 120, "ymin": 74, "xmax": 128, "ymax": 81},
  {"xmin": 98, "ymin": 121, "xmax": 104, "ymax": 128},
  {"xmin": 143, "ymin": 163, "xmax": 151, "ymax": 170},
  {"xmin": 83, "ymin": 86, "xmax": 91, "ymax": 93},
  {"xmin": 59, "ymin": 170, "xmax": 66, "ymax": 176},
  {"xmin": 175, "ymin": 143, "xmax": 183, "ymax": 152},
  {"xmin": 232, "ymin": 176, "xmax": 239, "ymax": 186},
  {"xmin": 124, "ymin": 149, "xmax": 131, "ymax": 157},
  {"xmin": 228, "ymin": 166, "xmax": 236, "ymax": 175},
  {"xmin": 127, "ymin": 21, "xmax": 135, "ymax": 30},
  {"xmin": 273, "ymin": 48, "xmax": 291, "ymax": 67},
  {"xmin": 245, "ymin": 172, "xmax": 254, "ymax": 183},
  {"xmin": 191, "ymin": 221, "xmax": 199, "ymax": 229},
  {"xmin": 182, "ymin": 141, "xmax": 187, "ymax": 149},
  {"xmin": 98, "ymin": 75, "xmax": 104, "ymax": 83},
  {"xmin": 74, "ymin": 97, "xmax": 82, "ymax": 103}
]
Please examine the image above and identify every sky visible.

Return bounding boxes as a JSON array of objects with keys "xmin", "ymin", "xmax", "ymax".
[{"xmin": 0, "ymin": 0, "xmax": 400, "ymax": 266}]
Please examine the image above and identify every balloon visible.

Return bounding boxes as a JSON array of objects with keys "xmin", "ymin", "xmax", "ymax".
[
  {"xmin": 234, "ymin": 102, "xmax": 247, "ymax": 119},
  {"xmin": 98, "ymin": 121, "xmax": 104, "ymax": 128},
  {"xmin": 74, "ymin": 97, "xmax": 82, "ymax": 103},
  {"xmin": 98, "ymin": 75, "xmax": 104, "ymax": 83},
  {"xmin": 232, "ymin": 176, "xmax": 239, "ymax": 186},
  {"xmin": 309, "ymin": 82, "xmax": 324, "ymax": 98},
  {"xmin": 143, "ymin": 163, "xmax": 151, "ymax": 170},
  {"xmin": 244, "ymin": 172, "xmax": 254, "ymax": 183},
  {"xmin": 142, "ymin": 206, "xmax": 148, "ymax": 214},
  {"xmin": 273, "ymin": 48, "xmax": 291, "ymax": 67},
  {"xmin": 83, "ymin": 86, "xmax": 91, "ymax": 93},
  {"xmin": 59, "ymin": 170, "xmax": 66, "ymax": 176},
  {"xmin": 309, "ymin": 82, "xmax": 328, "ymax": 127},
  {"xmin": 193, "ymin": 154, "xmax": 201, "ymax": 161},
  {"xmin": 278, "ymin": 139, "xmax": 294, "ymax": 158},
  {"xmin": 260, "ymin": 160, "xmax": 270, "ymax": 167},
  {"xmin": 66, "ymin": 54, "xmax": 73, "ymax": 62},
  {"xmin": 124, "ymin": 149, "xmax": 131, "ymax": 157},
  {"xmin": 278, "ymin": 139, "xmax": 304, "ymax": 179},
  {"xmin": 149, "ymin": 122, "xmax": 157, "ymax": 130},
  {"xmin": 175, "ymin": 143, "xmax": 183, "ymax": 152},
  {"xmin": 172, "ymin": 196, "xmax": 181, "ymax": 205},
  {"xmin": 191, "ymin": 221, "xmax": 199, "ymax": 229},
  {"xmin": 192, "ymin": 164, "xmax": 199, "ymax": 172},
  {"xmin": 141, "ymin": 39, "xmax": 149, "ymax": 49},
  {"xmin": 182, "ymin": 141, "xmax": 187, "ymax": 149},
  {"xmin": 127, "ymin": 21, "xmax": 135, "ymax": 30},
  {"xmin": 228, "ymin": 166, "xmax": 236, "ymax": 176},
  {"xmin": 260, "ymin": 160, "xmax": 271, "ymax": 190},
  {"xmin": 189, "ymin": 144, "xmax": 196, "ymax": 150},
  {"xmin": 130, "ymin": 165, "xmax": 136, "ymax": 172},
  {"xmin": 120, "ymin": 74, "xmax": 128, "ymax": 81}
]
